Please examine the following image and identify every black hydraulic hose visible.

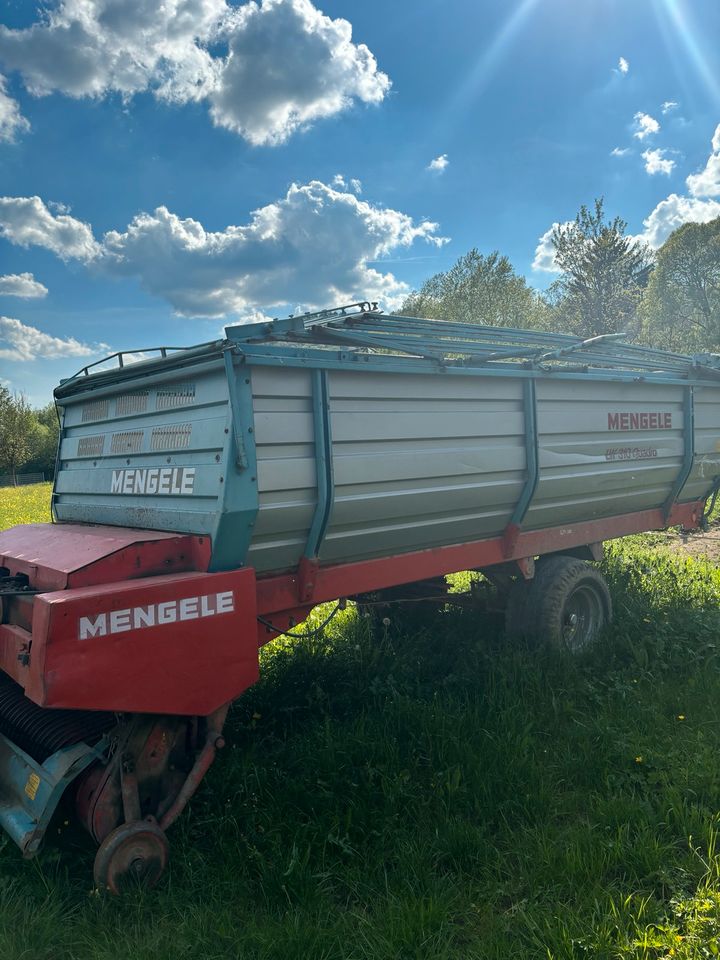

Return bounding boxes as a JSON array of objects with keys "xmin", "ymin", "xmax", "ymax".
[
  {"xmin": 257, "ymin": 601, "xmax": 344, "ymax": 639},
  {"xmin": 256, "ymin": 590, "xmax": 475, "ymax": 640}
]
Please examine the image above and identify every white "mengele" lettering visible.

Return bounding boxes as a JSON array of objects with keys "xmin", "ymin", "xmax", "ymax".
[
  {"xmin": 110, "ymin": 467, "xmax": 195, "ymax": 496},
  {"xmin": 78, "ymin": 591, "xmax": 234, "ymax": 640}
]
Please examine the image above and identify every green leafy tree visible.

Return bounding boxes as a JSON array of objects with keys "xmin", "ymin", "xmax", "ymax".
[
  {"xmin": 399, "ymin": 248, "xmax": 550, "ymax": 329},
  {"xmin": 639, "ymin": 217, "xmax": 720, "ymax": 352},
  {"xmin": 551, "ymin": 198, "xmax": 653, "ymax": 338},
  {"xmin": 23, "ymin": 403, "xmax": 60, "ymax": 479},
  {"xmin": 0, "ymin": 390, "xmax": 39, "ymax": 482}
]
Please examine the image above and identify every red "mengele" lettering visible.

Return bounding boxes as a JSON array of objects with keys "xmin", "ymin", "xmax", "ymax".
[{"xmin": 608, "ymin": 412, "xmax": 672, "ymax": 431}]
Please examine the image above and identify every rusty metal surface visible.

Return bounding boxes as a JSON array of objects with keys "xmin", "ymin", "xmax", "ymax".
[
  {"xmin": 0, "ymin": 523, "xmax": 210, "ymax": 591},
  {"xmin": 158, "ymin": 704, "xmax": 228, "ymax": 832},
  {"xmin": 93, "ymin": 819, "xmax": 169, "ymax": 894},
  {"xmin": 75, "ymin": 716, "xmax": 197, "ymax": 844}
]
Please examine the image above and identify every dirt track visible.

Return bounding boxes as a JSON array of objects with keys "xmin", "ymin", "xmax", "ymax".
[{"xmin": 666, "ymin": 522, "xmax": 720, "ymax": 562}]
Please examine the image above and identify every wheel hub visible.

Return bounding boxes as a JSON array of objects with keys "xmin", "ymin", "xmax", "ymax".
[
  {"xmin": 93, "ymin": 819, "xmax": 169, "ymax": 894},
  {"xmin": 562, "ymin": 584, "xmax": 603, "ymax": 651}
]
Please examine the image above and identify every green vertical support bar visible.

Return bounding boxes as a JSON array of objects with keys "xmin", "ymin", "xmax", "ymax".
[
  {"xmin": 664, "ymin": 385, "xmax": 695, "ymax": 520},
  {"xmin": 210, "ymin": 348, "xmax": 259, "ymax": 571},
  {"xmin": 304, "ymin": 368, "xmax": 335, "ymax": 559},
  {"xmin": 223, "ymin": 347, "xmax": 248, "ymax": 470},
  {"xmin": 502, "ymin": 377, "xmax": 539, "ymax": 556}
]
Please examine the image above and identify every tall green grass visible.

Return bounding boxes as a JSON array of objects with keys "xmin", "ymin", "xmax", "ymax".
[{"xmin": 2, "ymin": 490, "xmax": 720, "ymax": 957}]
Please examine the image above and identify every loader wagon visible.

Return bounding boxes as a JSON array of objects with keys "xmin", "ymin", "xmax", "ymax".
[{"xmin": 1, "ymin": 302, "xmax": 720, "ymax": 891}]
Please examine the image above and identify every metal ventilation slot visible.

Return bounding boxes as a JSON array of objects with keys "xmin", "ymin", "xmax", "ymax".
[
  {"xmin": 81, "ymin": 399, "xmax": 109, "ymax": 422},
  {"xmin": 77, "ymin": 435, "xmax": 105, "ymax": 457},
  {"xmin": 116, "ymin": 391, "xmax": 149, "ymax": 416},
  {"xmin": 156, "ymin": 383, "xmax": 196, "ymax": 409},
  {"xmin": 110, "ymin": 431, "xmax": 143, "ymax": 454},
  {"xmin": 150, "ymin": 423, "xmax": 192, "ymax": 451}
]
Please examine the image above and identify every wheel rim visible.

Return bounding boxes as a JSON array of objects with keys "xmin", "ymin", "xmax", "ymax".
[
  {"xmin": 94, "ymin": 820, "xmax": 169, "ymax": 894},
  {"xmin": 561, "ymin": 583, "xmax": 604, "ymax": 651}
]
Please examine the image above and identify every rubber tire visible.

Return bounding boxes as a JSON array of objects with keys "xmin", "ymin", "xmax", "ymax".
[{"xmin": 504, "ymin": 555, "xmax": 612, "ymax": 651}]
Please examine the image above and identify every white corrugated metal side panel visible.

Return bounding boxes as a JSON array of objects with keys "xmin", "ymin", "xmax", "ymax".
[
  {"xmin": 245, "ymin": 368, "xmax": 720, "ymax": 573},
  {"xmin": 245, "ymin": 367, "xmax": 316, "ymax": 573},
  {"xmin": 685, "ymin": 385, "xmax": 720, "ymax": 501},
  {"xmin": 319, "ymin": 370, "xmax": 525, "ymax": 564},
  {"xmin": 526, "ymin": 379, "xmax": 684, "ymax": 528}
]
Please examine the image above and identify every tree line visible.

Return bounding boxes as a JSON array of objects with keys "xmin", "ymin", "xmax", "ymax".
[
  {"xmin": 0, "ymin": 386, "xmax": 59, "ymax": 482},
  {"xmin": 1, "ymin": 199, "xmax": 717, "ymax": 481},
  {"xmin": 400, "ymin": 199, "xmax": 720, "ymax": 354}
]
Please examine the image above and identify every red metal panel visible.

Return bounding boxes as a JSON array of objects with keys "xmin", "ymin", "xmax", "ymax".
[
  {"xmin": 0, "ymin": 623, "xmax": 31, "ymax": 686},
  {"xmin": 0, "ymin": 523, "xmax": 210, "ymax": 591},
  {"xmin": 25, "ymin": 568, "xmax": 258, "ymax": 715},
  {"xmin": 256, "ymin": 501, "xmax": 703, "ymax": 615}
]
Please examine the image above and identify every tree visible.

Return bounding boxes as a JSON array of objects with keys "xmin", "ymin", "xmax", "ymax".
[
  {"xmin": 398, "ymin": 248, "xmax": 550, "ymax": 329},
  {"xmin": 551, "ymin": 198, "xmax": 653, "ymax": 338},
  {"xmin": 639, "ymin": 217, "xmax": 720, "ymax": 353},
  {"xmin": 23, "ymin": 403, "xmax": 60, "ymax": 479},
  {"xmin": 0, "ymin": 390, "xmax": 39, "ymax": 482}
]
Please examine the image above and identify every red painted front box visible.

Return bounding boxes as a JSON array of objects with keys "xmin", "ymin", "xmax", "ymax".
[{"xmin": 26, "ymin": 568, "xmax": 258, "ymax": 716}]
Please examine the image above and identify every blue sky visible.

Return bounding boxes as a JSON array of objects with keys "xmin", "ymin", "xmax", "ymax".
[{"xmin": 1, "ymin": 0, "xmax": 719, "ymax": 403}]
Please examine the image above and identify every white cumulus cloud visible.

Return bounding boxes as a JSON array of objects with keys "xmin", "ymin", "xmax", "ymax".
[
  {"xmin": 642, "ymin": 148, "xmax": 675, "ymax": 176},
  {"xmin": 0, "ymin": 182, "xmax": 447, "ymax": 318},
  {"xmin": 427, "ymin": 154, "xmax": 449, "ymax": 173},
  {"xmin": 99, "ymin": 179, "xmax": 448, "ymax": 315},
  {"xmin": 537, "ymin": 160, "xmax": 720, "ymax": 255},
  {"xmin": 686, "ymin": 123, "xmax": 720, "ymax": 198},
  {"xmin": 0, "ymin": 316, "xmax": 95, "ymax": 361},
  {"xmin": 0, "ymin": 272, "xmax": 48, "ymax": 298},
  {"xmin": 0, "ymin": 0, "xmax": 390, "ymax": 146},
  {"xmin": 633, "ymin": 112, "xmax": 660, "ymax": 139},
  {"xmin": 618, "ymin": 57, "xmax": 629, "ymax": 74},
  {"xmin": 636, "ymin": 194, "xmax": 720, "ymax": 248},
  {"xmin": 0, "ymin": 195, "xmax": 99, "ymax": 260},
  {"xmin": 331, "ymin": 174, "xmax": 362, "ymax": 194},
  {"xmin": 0, "ymin": 0, "xmax": 227, "ymax": 101},
  {"xmin": 0, "ymin": 74, "xmax": 29, "ymax": 142},
  {"xmin": 611, "ymin": 147, "xmax": 630, "ymax": 157},
  {"xmin": 614, "ymin": 126, "xmax": 720, "ymax": 247},
  {"xmin": 209, "ymin": 0, "xmax": 389, "ymax": 145},
  {"xmin": 662, "ymin": 100, "xmax": 678, "ymax": 114},
  {"xmin": 531, "ymin": 221, "xmax": 573, "ymax": 273}
]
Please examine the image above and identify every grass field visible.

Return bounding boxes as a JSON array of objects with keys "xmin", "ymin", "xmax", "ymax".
[
  {"xmin": 0, "ymin": 482, "xmax": 52, "ymax": 529},
  {"xmin": 3, "ymin": 486, "xmax": 720, "ymax": 958}
]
